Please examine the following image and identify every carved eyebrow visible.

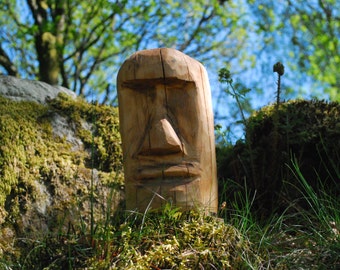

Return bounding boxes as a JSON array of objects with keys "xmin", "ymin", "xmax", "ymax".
[
  {"xmin": 122, "ymin": 81, "xmax": 155, "ymax": 91},
  {"xmin": 122, "ymin": 78, "xmax": 194, "ymax": 90}
]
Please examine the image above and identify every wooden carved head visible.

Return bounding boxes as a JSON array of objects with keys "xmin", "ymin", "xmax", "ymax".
[{"xmin": 117, "ymin": 48, "xmax": 217, "ymax": 214}]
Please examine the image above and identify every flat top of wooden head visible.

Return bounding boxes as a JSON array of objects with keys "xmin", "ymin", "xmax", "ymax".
[{"xmin": 117, "ymin": 48, "xmax": 203, "ymax": 85}]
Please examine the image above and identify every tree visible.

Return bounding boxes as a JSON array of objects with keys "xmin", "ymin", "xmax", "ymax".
[
  {"xmin": 248, "ymin": 0, "xmax": 340, "ymax": 101},
  {"xmin": 0, "ymin": 0, "xmax": 248, "ymax": 103}
]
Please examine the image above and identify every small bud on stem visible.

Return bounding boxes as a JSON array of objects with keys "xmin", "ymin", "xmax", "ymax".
[
  {"xmin": 273, "ymin": 62, "xmax": 284, "ymax": 76},
  {"xmin": 273, "ymin": 62, "xmax": 285, "ymax": 105}
]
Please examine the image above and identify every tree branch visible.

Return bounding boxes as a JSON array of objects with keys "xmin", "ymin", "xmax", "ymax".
[
  {"xmin": 179, "ymin": 6, "xmax": 214, "ymax": 52},
  {"xmin": 26, "ymin": 0, "xmax": 48, "ymax": 29},
  {"xmin": 0, "ymin": 45, "xmax": 18, "ymax": 76}
]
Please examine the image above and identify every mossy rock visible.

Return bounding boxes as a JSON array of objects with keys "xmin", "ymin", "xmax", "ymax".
[
  {"xmin": 0, "ymin": 93, "xmax": 124, "ymax": 260},
  {"xmin": 218, "ymin": 99, "xmax": 340, "ymax": 216}
]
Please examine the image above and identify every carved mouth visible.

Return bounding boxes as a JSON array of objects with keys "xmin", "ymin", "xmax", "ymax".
[{"xmin": 135, "ymin": 163, "xmax": 200, "ymax": 183}]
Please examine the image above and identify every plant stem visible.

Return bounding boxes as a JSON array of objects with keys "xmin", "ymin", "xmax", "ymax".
[{"xmin": 276, "ymin": 74, "xmax": 281, "ymax": 107}]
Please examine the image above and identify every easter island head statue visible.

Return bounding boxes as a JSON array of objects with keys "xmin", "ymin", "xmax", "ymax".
[{"xmin": 117, "ymin": 48, "xmax": 218, "ymax": 214}]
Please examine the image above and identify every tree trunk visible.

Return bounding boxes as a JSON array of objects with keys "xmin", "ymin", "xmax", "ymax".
[{"xmin": 35, "ymin": 32, "xmax": 60, "ymax": 85}]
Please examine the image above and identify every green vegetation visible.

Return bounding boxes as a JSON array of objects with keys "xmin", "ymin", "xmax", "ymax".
[
  {"xmin": 216, "ymin": 67, "xmax": 339, "ymax": 268},
  {"xmin": 218, "ymin": 99, "xmax": 340, "ymax": 217},
  {"xmin": 1, "ymin": 1, "xmax": 339, "ymax": 104},
  {"xmin": 0, "ymin": 93, "xmax": 123, "ymax": 266},
  {"xmin": 0, "ymin": 1, "xmax": 338, "ymax": 267},
  {"xmin": 249, "ymin": 1, "xmax": 340, "ymax": 100},
  {"xmin": 16, "ymin": 206, "xmax": 264, "ymax": 269},
  {"xmin": 47, "ymin": 93, "xmax": 123, "ymax": 172},
  {"xmin": 0, "ymin": 68, "xmax": 339, "ymax": 268},
  {"xmin": 0, "ymin": 92, "xmax": 339, "ymax": 269},
  {"xmin": 0, "ymin": 0, "xmax": 246, "ymax": 100},
  {"xmin": 2, "ymin": 168, "xmax": 340, "ymax": 269}
]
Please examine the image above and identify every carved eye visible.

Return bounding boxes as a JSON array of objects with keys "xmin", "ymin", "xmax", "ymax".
[
  {"xmin": 122, "ymin": 81, "xmax": 155, "ymax": 92},
  {"xmin": 165, "ymin": 84, "xmax": 199, "ymax": 140}
]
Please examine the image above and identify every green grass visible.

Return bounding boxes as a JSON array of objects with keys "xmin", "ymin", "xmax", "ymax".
[{"xmin": 1, "ymin": 160, "xmax": 339, "ymax": 269}]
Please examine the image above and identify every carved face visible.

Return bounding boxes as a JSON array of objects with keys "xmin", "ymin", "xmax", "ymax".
[{"xmin": 117, "ymin": 48, "xmax": 217, "ymax": 213}]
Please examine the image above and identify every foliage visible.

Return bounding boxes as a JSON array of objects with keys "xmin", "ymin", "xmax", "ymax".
[
  {"xmin": 0, "ymin": 90, "xmax": 339, "ymax": 269},
  {"xmin": 219, "ymin": 67, "xmax": 251, "ymax": 123},
  {"xmin": 216, "ymin": 62, "xmax": 340, "ymax": 268},
  {"xmin": 3, "ymin": 186, "xmax": 340, "ymax": 269},
  {"xmin": 0, "ymin": 0, "xmax": 247, "ymax": 102},
  {"xmin": 218, "ymin": 99, "xmax": 340, "ymax": 217},
  {"xmin": 218, "ymin": 149, "xmax": 340, "ymax": 268},
  {"xmin": 9, "ymin": 206, "xmax": 264, "ymax": 269},
  {"xmin": 215, "ymin": 67, "xmax": 253, "ymax": 144},
  {"xmin": 248, "ymin": 0, "xmax": 340, "ymax": 100},
  {"xmin": 270, "ymin": 157, "xmax": 340, "ymax": 269}
]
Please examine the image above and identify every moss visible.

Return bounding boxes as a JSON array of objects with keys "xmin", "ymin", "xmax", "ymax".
[
  {"xmin": 112, "ymin": 211, "xmax": 258, "ymax": 269},
  {"xmin": 0, "ymin": 96, "xmax": 49, "ymax": 218},
  {"xmin": 40, "ymin": 32, "xmax": 59, "ymax": 84},
  {"xmin": 246, "ymin": 99, "xmax": 340, "ymax": 146},
  {"xmin": 218, "ymin": 99, "xmax": 340, "ymax": 216},
  {"xmin": 47, "ymin": 92, "xmax": 123, "ymax": 172},
  {"xmin": 0, "ymin": 93, "xmax": 124, "ymax": 260},
  {"xmin": 26, "ymin": 207, "xmax": 263, "ymax": 269}
]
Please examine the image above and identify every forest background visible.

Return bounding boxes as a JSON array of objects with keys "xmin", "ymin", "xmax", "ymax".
[{"xmin": 0, "ymin": 0, "xmax": 339, "ymax": 141}]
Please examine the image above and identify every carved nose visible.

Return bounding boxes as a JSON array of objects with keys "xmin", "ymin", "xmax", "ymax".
[{"xmin": 138, "ymin": 118, "xmax": 183, "ymax": 155}]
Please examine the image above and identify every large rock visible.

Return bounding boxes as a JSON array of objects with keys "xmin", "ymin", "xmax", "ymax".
[
  {"xmin": 0, "ymin": 76, "xmax": 123, "ymax": 260},
  {"xmin": 0, "ymin": 75, "xmax": 77, "ymax": 104}
]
